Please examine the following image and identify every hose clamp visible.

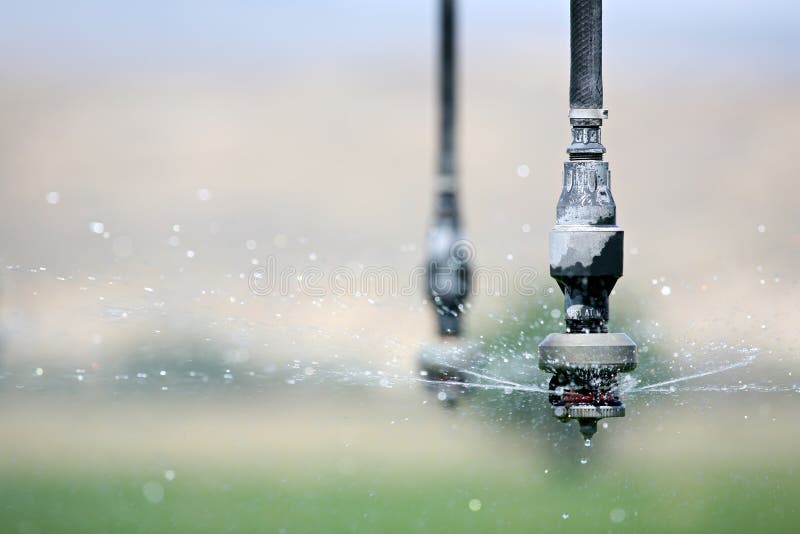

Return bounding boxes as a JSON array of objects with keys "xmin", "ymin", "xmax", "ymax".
[{"xmin": 569, "ymin": 108, "xmax": 608, "ymax": 120}]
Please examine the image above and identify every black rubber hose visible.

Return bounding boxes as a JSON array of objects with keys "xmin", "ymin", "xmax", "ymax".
[
  {"xmin": 438, "ymin": 0, "xmax": 456, "ymax": 177},
  {"xmin": 570, "ymin": 0, "xmax": 603, "ymax": 110}
]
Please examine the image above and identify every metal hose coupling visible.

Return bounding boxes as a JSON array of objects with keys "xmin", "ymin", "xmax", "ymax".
[{"xmin": 538, "ymin": 0, "xmax": 636, "ymax": 441}]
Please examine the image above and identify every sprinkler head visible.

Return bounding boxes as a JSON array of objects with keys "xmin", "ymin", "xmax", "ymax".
[
  {"xmin": 540, "ymin": 332, "xmax": 636, "ymax": 437},
  {"xmin": 537, "ymin": 0, "xmax": 637, "ymax": 442},
  {"xmin": 417, "ymin": 337, "xmax": 476, "ymax": 405}
]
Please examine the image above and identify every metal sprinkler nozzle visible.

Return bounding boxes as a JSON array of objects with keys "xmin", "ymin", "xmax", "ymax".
[{"xmin": 538, "ymin": 0, "xmax": 636, "ymax": 440}]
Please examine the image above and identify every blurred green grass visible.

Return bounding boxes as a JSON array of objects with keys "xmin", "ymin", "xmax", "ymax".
[{"xmin": 2, "ymin": 465, "xmax": 797, "ymax": 533}]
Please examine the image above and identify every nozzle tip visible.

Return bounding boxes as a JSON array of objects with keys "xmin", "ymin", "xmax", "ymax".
[{"xmin": 578, "ymin": 418, "xmax": 598, "ymax": 440}]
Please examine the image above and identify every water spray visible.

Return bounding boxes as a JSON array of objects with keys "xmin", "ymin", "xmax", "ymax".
[
  {"xmin": 418, "ymin": 0, "xmax": 473, "ymax": 402},
  {"xmin": 538, "ymin": 0, "xmax": 637, "ymax": 440}
]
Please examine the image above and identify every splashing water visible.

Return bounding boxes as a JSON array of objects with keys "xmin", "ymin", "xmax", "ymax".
[
  {"xmin": 629, "ymin": 350, "xmax": 759, "ymax": 393},
  {"xmin": 5, "ymin": 339, "xmax": 797, "ymax": 399}
]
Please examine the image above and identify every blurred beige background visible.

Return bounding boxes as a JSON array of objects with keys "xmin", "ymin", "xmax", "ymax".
[{"xmin": 0, "ymin": 53, "xmax": 797, "ymax": 368}]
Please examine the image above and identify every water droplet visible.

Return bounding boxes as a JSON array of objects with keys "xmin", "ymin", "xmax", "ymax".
[
  {"xmin": 245, "ymin": 240, "xmax": 257, "ymax": 251},
  {"xmin": 164, "ymin": 470, "xmax": 176, "ymax": 481},
  {"xmin": 517, "ymin": 164, "xmax": 530, "ymax": 178},
  {"xmin": 89, "ymin": 222, "xmax": 105, "ymax": 234},
  {"xmin": 757, "ymin": 224, "xmax": 766, "ymax": 233},
  {"xmin": 562, "ymin": 513, "xmax": 569, "ymax": 520},
  {"xmin": 468, "ymin": 499, "xmax": 482, "ymax": 512},
  {"xmin": 186, "ymin": 250, "xmax": 195, "ymax": 258},
  {"xmin": 34, "ymin": 367, "xmax": 44, "ymax": 376},
  {"xmin": 437, "ymin": 391, "xmax": 447, "ymax": 401},
  {"xmin": 196, "ymin": 188, "xmax": 211, "ymax": 201},
  {"xmin": 550, "ymin": 309, "xmax": 561, "ymax": 319},
  {"xmin": 580, "ymin": 458, "xmax": 588, "ymax": 465},
  {"xmin": 46, "ymin": 191, "xmax": 60, "ymax": 205},
  {"xmin": 660, "ymin": 285, "xmax": 671, "ymax": 296},
  {"xmin": 610, "ymin": 508, "xmax": 626, "ymax": 523},
  {"xmin": 521, "ymin": 224, "xmax": 531, "ymax": 233},
  {"xmin": 584, "ymin": 439, "xmax": 591, "ymax": 448}
]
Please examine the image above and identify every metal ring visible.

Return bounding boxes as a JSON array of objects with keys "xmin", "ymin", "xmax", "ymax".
[{"xmin": 569, "ymin": 108, "xmax": 608, "ymax": 120}]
